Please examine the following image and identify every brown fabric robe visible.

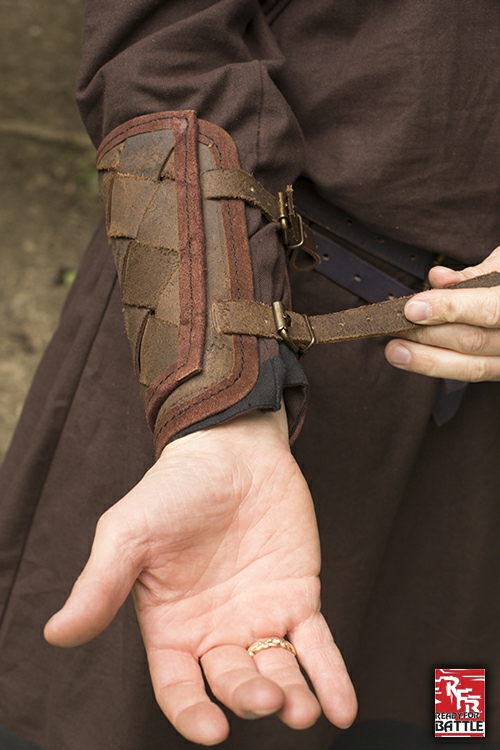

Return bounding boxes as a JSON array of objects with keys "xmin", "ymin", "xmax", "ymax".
[{"xmin": 1, "ymin": 1, "xmax": 500, "ymax": 748}]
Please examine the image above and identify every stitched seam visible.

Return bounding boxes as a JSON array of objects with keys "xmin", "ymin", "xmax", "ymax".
[
  {"xmin": 155, "ymin": 129, "xmax": 250, "ymax": 438},
  {"xmin": 156, "ymin": 340, "xmax": 245, "ymax": 435},
  {"xmin": 183, "ymin": 122, "xmax": 195, "ymax": 378}
]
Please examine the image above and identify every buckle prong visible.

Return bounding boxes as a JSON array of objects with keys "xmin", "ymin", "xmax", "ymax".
[
  {"xmin": 286, "ymin": 213, "xmax": 305, "ymax": 250},
  {"xmin": 272, "ymin": 301, "xmax": 315, "ymax": 358},
  {"xmin": 272, "ymin": 301, "xmax": 300, "ymax": 354},
  {"xmin": 300, "ymin": 313, "xmax": 316, "ymax": 355},
  {"xmin": 278, "ymin": 187, "xmax": 305, "ymax": 250}
]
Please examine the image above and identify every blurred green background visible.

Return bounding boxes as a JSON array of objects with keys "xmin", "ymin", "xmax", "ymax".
[{"xmin": 0, "ymin": 0, "xmax": 102, "ymax": 460}]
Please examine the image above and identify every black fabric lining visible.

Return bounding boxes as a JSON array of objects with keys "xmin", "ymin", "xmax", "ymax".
[{"xmin": 171, "ymin": 342, "xmax": 308, "ymax": 442}]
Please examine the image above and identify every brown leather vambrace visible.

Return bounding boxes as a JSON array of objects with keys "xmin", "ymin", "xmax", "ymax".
[
  {"xmin": 96, "ymin": 110, "xmax": 297, "ymax": 457},
  {"xmin": 97, "ymin": 110, "xmax": 500, "ymax": 457}
]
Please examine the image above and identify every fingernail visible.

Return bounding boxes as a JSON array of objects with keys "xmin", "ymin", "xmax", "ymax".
[
  {"xmin": 405, "ymin": 299, "xmax": 432, "ymax": 322},
  {"xmin": 387, "ymin": 343, "xmax": 411, "ymax": 367}
]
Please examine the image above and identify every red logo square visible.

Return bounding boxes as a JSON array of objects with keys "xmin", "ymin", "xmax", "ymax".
[{"xmin": 435, "ymin": 668, "xmax": 485, "ymax": 737}]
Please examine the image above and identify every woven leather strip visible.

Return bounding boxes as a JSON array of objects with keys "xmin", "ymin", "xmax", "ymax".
[
  {"xmin": 98, "ymin": 112, "xmax": 207, "ymax": 425},
  {"xmin": 213, "ymin": 272, "xmax": 500, "ymax": 345},
  {"xmin": 201, "ymin": 168, "xmax": 279, "ymax": 222},
  {"xmin": 97, "ymin": 111, "xmax": 259, "ymax": 456}
]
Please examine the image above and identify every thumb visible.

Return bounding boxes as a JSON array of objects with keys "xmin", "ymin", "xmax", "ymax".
[
  {"xmin": 44, "ymin": 513, "xmax": 141, "ymax": 647},
  {"xmin": 429, "ymin": 246, "xmax": 500, "ymax": 288}
]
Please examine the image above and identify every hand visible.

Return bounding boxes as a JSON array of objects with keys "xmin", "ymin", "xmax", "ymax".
[
  {"xmin": 44, "ymin": 406, "xmax": 357, "ymax": 745},
  {"xmin": 385, "ymin": 246, "xmax": 500, "ymax": 381}
]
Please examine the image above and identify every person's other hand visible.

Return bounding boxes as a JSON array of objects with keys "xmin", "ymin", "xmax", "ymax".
[
  {"xmin": 44, "ymin": 406, "xmax": 357, "ymax": 745},
  {"xmin": 385, "ymin": 246, "xmax": 500, "ymax": 381}
]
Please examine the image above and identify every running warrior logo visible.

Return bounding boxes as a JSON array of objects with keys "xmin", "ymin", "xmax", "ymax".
[{"xmin": 435, "ymin": 669, "xmax": 486, "ymax": 737}]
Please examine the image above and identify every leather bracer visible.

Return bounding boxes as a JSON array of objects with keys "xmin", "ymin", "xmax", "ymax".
[
  {"xmin": 96, "ymin": 110, "xmax": 302, "ymax": 456},
  {"xmin": 97, "ymin": 110, "xmax": 500, "ymax": 456}
]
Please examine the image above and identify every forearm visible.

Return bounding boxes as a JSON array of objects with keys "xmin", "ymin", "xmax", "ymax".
[{"xmin": 79, "ymin": 1, "xmax": 312, "ymax": 452}]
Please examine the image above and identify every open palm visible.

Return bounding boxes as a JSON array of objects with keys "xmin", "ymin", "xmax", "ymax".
[{"xmin": 44, "ymin": 407, "xmax": 357, "ymax": 745}]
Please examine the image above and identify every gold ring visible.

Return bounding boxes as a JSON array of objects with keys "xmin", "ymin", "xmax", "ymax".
[{"xmin": 247, "ymin": 637, "xmax": 297, "ymax": 657}]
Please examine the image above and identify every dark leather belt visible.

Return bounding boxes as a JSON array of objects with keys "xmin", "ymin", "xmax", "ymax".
[
  {"xmin": 293, "ymin": 178, "xmax": 468, "ymax": 426},
  {"xmin": 293, "ymin": 178, "xmax": 464, "ymax": 303},
  {"xmin": 199, "ymin": 166, "xmax": 479, "ymax": 426}
]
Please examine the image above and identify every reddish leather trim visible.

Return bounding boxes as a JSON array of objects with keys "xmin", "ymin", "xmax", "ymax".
[
  {"xmin": 98, "ymin": 112, "xmax": 261, "ymax": 455},
  {"xmin": 98, "ymin": 111, "xmax": 207, "ymax": 432},
  {"xmin": 96, "ymin": 110, "xmax": 197, "ymax": 163},
  {"xmin": 153, "ymin": 120, "xmax": 259, "ymax": 455},
  {"xmin": 145, "ymin": 113, "xmax": 206, "ymax": 428}
]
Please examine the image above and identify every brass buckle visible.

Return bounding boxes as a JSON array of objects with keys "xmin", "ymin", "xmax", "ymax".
[
  {"xmin": 278, "ymin": 186, "xmax": 305, "ymax": 250},
  {"xmin": 272, "ymin": 301, "xmax": 316, "ymax": 358}
]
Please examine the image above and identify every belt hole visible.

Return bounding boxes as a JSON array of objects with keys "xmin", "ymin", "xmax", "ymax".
[
  {"xmin": 387, "ymin": 293, "xmax": 395, "ymax": 299},
  {"xmin": 322, "ymin": 253, "xmax": 329, "ymax": 260},
  {"xmin": 354, "ymin": 274, "xmax": 361, "ymax": 282},
  {"xmin": 345, "ymin": 218, "xmax": 353, "ymax": 225},
  {"xmin": 376, "ymin": 236, "xmax": 385, "ymax": 243}
]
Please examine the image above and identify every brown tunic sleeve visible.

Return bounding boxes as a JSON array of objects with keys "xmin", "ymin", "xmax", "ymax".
[{"xmin": 76, "ymin": 0, "xmax": 309, "ymax": 452}]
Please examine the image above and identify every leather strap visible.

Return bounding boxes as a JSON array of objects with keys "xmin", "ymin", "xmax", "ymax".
[
  {"xmin": 312, "ymin": 229, "xmax": 416, "ymax": 302},
  {"xmin": 293, "ymin": 178, "xmax": 462, "ymax": 279},
  {"xmin": 201, "ymin": 168, "xmax": 320, "ymax": 270},
  {"xmin": 213, "ymin": 272, "xmax": 500, "ymax": 347},
  {"xmin": 201, "ymin": 168, "xmax": 279, "ymax": 222},
  {"xmin": 290, "ymin": 182, "xmax": 472, "ymax": 421}
]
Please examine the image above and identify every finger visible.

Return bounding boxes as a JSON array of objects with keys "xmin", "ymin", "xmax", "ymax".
[
  {"xmin": 201, "ymin": 645, "xmax": 285, "ymax": 720},
  {"xmin": 427, "ymin": 265, "xmax": 465, "ymax": 288},
  {"xmin": 289, "ymin": 614, "xmax": 357, "ymax": 730},
  {"xmin": 44, "ymin": 512, "xmax": 141, "ymax": 647},
  {"xmin": 385, "ymin": 338, "xmax": 500, "ymax": 381},
  {"xmin": 149, "ymin": 648, "xmax": 229, "ymax": 745},
  {"xmin": 400, "ymin": 322, "xmax": 500, "ymax": 356},
  {"xmin": 251, "ymin": 644, "xmax": 322, "ymax": 729},
  {"xmin": 404, "ymin": 286, "xmax": 500, "ymax": 328},
  {"xmin": 428, "ymin": 246, "xmax": 500, "ymax": 289}
]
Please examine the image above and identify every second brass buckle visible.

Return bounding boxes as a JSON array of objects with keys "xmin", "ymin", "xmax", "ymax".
[
  {"xmin": 272, "ymin": 301, "xmax": 316, "ymax": 358},
  {"xmin": 278, "ymin": 187, "xmax": 305, "ymax": 250}
]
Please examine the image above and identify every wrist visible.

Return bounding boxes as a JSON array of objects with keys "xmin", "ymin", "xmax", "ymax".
[{"xmin": 161, "ymin": 403, "xmax": 290, "ymax": 461}]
